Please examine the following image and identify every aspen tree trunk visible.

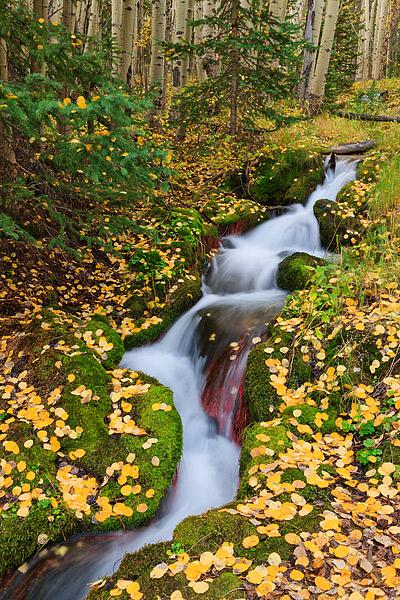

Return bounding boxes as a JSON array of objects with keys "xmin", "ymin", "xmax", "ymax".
[
  {"xmin": 309, "ymin": 0, "xmax": 324, "ymax": 79},
  {"xmin": 181, "ymin": 0, "xmax": 193, "ymax": 88},
  {"xmin": 269, "ymin": 0, "xmax": 289, "ymax": 21},
  {"xmin": 298, "ymin": 0, "xmax": 315, "ymax": 101},
  {"xmin": 356, "ymin": 0, "xmax": 368, "ymax": 80},
  {"xmin": 133, "ymin": 0, "xmax": 143, "ymax": 86},
  {"xmin": 86, "ymin": 0, "xmax": 101, "ymax": 55},
  {"xmin": 202, "ymin": 0, "xmax": 217, "ymax": 77},
  {"xmin": 372, "ymin": 0, "xmax": 388, "ymax": 79},
  {"xmin": 121, "ymin": 0, "xmax": 137, "ymax": 85},
  {"xmin": 162, "ymin": 0, "xmax": 171, "ymax": 108},
  {"xmin": 308, "ymin": 0, "xmax": 341, "ymax": 115},
  {"xmin": 149, "ymin": 0, "xmax": 166, "ymax": 87},
  {"xmin": 32, "ymin": 0, "xmax": 48, "ymax": 75},
  {"xmin": 193, "ymin": 0, "xmax": 205, "ymax": 81},
  {"xmin": 288, "ymin": 0, "xmax": 306, "ymax": 39},
  {"xmin": 172, "ymin": 0, "xmax": 187, "ymax": 92},
  {"xmin": 112, "ymin": 0, "xmax": 123, "ymax": 74},
  {"xmin": 76, "ymin": 0, "xmax": 88, "ymax": 34},
  {"xmin": 361, "ymin": 0, "xmax": 375, "ymax": 80},
  {"xmin": 49, "ymin": 0, "xmax": 62, "ymax": 23},
  {"xmin": 0, "ymin": 37, "xmax": 17, "ymax": 183},
  {"xmin": 148, "ymin": 0, "xmax": 166, "ymax": 120},
  {"xmin": 230, "ymin": 0, "xmax": 239, "ymax": 143}
]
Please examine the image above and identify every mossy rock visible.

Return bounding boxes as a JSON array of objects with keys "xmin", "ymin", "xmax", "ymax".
[
  {"xmin": 124, "ymin": 278, "xmax": 202, "ymax": 349},
  {"xmin": 81, "ymin": 319, "xmax": 125, "ymax": 369},
  {"xmin": 249, "ymin": 149, "xmax": 323, "ymax": 206},
  {"xmin": 244, "ymin": 333, "xmax": 311, "ymax": 423},
  {"xmin": 313, "ymin": 198, "xmax": 361, "ymax": 250},
  {"xmin": 0, "ymin": 318, "xmax": 183, "ymax": 577},
  {"xmin": 277, "ymin": 252, "xmax": 324, "ymax": 292}
]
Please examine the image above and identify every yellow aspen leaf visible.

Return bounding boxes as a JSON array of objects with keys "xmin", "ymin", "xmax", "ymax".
[
  {"xmin": 121, "ymin": 485, "xmax": 132, "ymax": 496},
  {"xmin": 67, "ymin": 374, "xmax": 75, "ymax": 383},
  {"xmin": 315, "ymin": 576, "xmax": 331, "ymax": 591},
  {"xmin": 200, "ymin": 552, "xmax": 214, "ymax": 566},
  {"xmin": 247, "ymin": 570, "xmax": 262, "ymax": 584},
  {"xmin": 243, "ymin": 535, "xmax": 259, "ymax": 548},
  {"xmin": 150, "ymin": 563, "xmax": 168, "ymax": 579},
  {"xmin": 192, "ymin": 581, "xmax": 209, "ymax": 594},
  {"xmin": 145, "ymin": 489, "xmax": 155, "ymax": 498},
  {"xmin": 334, "ymin": 546, "xmax": 349, "ymax": 558},
  {"xmin": 17, "ymin": 506, "xmax": 29, "ymax": 517},
  {"xmin": 285, "ymin": 532, "xmax": 300, "ymax": 545},
  {"xmin": 126, "ymin": 582, "xmax": 141, "ymax": 594},
  {"xmin": 290, "ymin": 569, "xmax": 304, "ymax": 581},
  {"xmin": 109, "ymin": 589, "xmax": 122, "ymax": 596},
  {"xmin": 268, "ymin": 552, "xmax": 281, "ymax": 565},
  {"xmin": 17, "ymin": 461, "xmax": 26, "ymax": 473},
  {"xmin": 137, "ymin": 503, "xmax": 147, "ymax": 513}
]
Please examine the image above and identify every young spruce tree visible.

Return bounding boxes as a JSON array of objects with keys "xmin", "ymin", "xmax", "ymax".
[{"xmin": 167, "ymin": 0, "xmax": 303, "ymax": 141}]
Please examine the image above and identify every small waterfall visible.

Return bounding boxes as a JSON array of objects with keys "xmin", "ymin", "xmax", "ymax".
[{"xmin": 1, "ymin": 157, "xmax": 358, "ymax": 600}]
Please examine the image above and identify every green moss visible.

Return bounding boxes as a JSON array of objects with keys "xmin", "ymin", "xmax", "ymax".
[
  {"xmin": 249, "ymin": 149, "xmax": 323, "ymax": 206},
  {"xmin": 244, "ymin": 332, "xmax": 311, "ymax": 423},
  {"xmin": 0, "ymin": 332, "xmax": 182, "ymax": 577},
  {"xmin": 124, "ymin": 278, "xmax": 202, "ymax": 349},
  {"xmin": 82, "ymin": 320, "xmax": 125, "ymax": 369},
  {"xmin": 206, "ymin": 572, "xmax": 244, "ymax": 599},
  {"xmin": 277, "ymin": 253, "xmax": 324, "ymax": 292}
]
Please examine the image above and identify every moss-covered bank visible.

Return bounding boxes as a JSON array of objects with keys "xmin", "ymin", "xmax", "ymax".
[{"xmin": 0, "ymin": 314, "xmax": 182, "ymax": 578}]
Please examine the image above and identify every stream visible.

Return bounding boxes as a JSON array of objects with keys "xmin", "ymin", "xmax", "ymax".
[{"xmin": 1, "ymin": 157, "xmax": 358, "ymax": 600}]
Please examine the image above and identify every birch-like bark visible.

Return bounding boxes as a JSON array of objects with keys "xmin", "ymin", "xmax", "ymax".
[
  {"xmin": 298, "ymin": 0, "xmax": 315, "ymax": 101},
  {"xmin": 121, "ymin": 0, "xmax": 137, "ymax": 85},
  {"xmin": 172, "ymin": 0, "xmax": 187, "ymax": 91},
  {"xmin": 112, "ymin": 0, "xmax": 123, "ymax": 73},
  {"xmin": 181, "ymin": 0, "xmax": 193, "ymax": 88},
  {"xmin": 193, "ymin": 0, "xmax": 205, "ymax": 81},
  {"xmin": 148, "ymin": 0, "xmax": 166, "ymax": 118},
  {"xmin": 372, "ymin": 0, "xmax": 388, "ymax": 79},
  {"xmin": 269, "ymin": 0, "xmax": 289, "ymax": 21},
  {"xmin": 149, "ymin": 0, "xmax": 166, "ymax": 87},
  {"xmin": 202, "ymin": 0, "xmax": 217, "ymax": 78},
  {"xmin": 308, "ymin": 0, "xmax": 341, "ymax": 115}
]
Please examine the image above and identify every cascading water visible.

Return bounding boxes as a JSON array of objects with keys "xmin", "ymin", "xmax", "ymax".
[{"xmin": 1, "ymin": 157, "xmax": 358, "ymax": 600}]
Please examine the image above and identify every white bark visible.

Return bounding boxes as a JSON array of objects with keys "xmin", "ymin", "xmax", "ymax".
[
  {"xmin": 308, "ymin": 0, "xmax": 341, "ymax": 114},
  {"xmin": 149, "ymin": 0, "xmax": 166, "ymax": 86},
  {"xmin": 269, "ymin": 0, "xmax": 289, "ymax": 21},
  {"xmin": 193, "ymin": 0, "xmax": 205, "ymax": 81},
  {"xmin": 121, "ymin": 0, "xmax": 137, "ymax": 84},
  {"xmin": 172, "ymin": 0, "xmax": 187, "ymax": 90},
  {"xmin": 372, "ymin": 0, "xmax": 389, "ymax": 79},
  {"xmin": 181, "ymin": 0, "xmax": 194, "ymax": 87},
  {"xmin": 112, "ymin": 0, "xmax": 123, "ymax": 72}
]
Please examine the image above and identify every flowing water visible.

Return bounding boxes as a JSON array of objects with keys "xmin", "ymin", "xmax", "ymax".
[{"xmin": 1, "ymin": 157, "xmax": 358, "ymax": 600}]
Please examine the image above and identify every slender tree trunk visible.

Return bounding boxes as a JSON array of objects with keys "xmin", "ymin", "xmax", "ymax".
[
  {"xmin": 181, "ymin": 0, "xmax": 193, "ymax": 88},
  {"xmin": 202, "ymin": 0, "xmax": 217, "ymax": 77},
  {"xmin": 172, "ymin": 0, "xmax": 187, "ymax": 92},
  {"xmin": 298, "ymin": 0, "xmax": 315, "ymax": 101},
  {"xmin": 86, "ymin": 0, "xmax": 101, "ymax": 49},
  {"xmin": 162, "ymin": 0, "xmax": 171, "ymax": 108},
  {"xmin": 269, "ymin": 0, "xmax": 289, "ymax": 21},
  {"xmin": 112, "ymin": 0, "xmax": 123, "ymax": 74},
  {"xmin": 193, "ymin": 0, "xmax": 205, "ymax": 81},
  {"xmin": 230, "ymin": 0, "xmax": 239, "ymax": 142},
  {"xmin": 32, "ymin": 0, "xmax": 48, "ymax": 75},
  {"xmin": 309, "ymin": 0, "xmax": 324, "ymax": 80},
  {"xmin": 0, "ymin": 37, "xmax": 17, "ymax": 183},
  {"xmin": 372, "ymin": 0, "xmax": 389, "ymax": 79},
  {"xmin": 308, "ymin": 0, "xmax": 341, "ymax": 115},
  {"xmin": 121, "ymin": 0, "xmax": 137, "ymax": 85},
  {"xmin": 149, "ymin": 0, "xmax": 166, "ymax": 109}
]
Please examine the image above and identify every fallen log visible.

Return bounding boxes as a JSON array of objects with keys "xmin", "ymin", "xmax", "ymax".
[
  {"xmin": 331, "ymin": 109, "xmax": 400, "ymax": 124},
  {"xmin": 329, "ymin": 140, "xmax": 377, "ymax": 154}
]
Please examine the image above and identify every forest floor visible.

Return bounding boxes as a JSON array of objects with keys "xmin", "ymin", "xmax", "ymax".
[{"xmin": 1, "ymin": 80, "xmax": 400, "ymax": 599}]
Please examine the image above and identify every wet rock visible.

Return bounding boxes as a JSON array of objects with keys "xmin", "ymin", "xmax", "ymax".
[{"xmin": 277, "ymin": 252, "xmax": 324, "ymax": 292}]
